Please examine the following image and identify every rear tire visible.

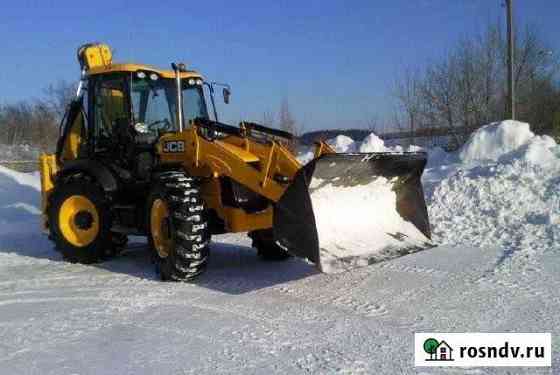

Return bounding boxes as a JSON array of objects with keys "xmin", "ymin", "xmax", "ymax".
[
  {"xmin": 249, "ymin": 229, "xmax": 291, "ymax": 261},
  {"xmin": 48, "ymin": 181, "xmax": 112, "ymax": 264},
  {"xmin": 147, "ymin": 171, "xmax": 210, "ymax": 281}
]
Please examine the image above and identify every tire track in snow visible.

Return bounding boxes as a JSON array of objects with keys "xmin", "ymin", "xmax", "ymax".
[
  {"xmin": 0, "ymin": 296, "xmax": 102, "ymax": 307},
  {"xmin": 265, "ymin": 272, "xmax": 389, "ymax": 319},
  {"xmin": 295, "ymin": 348, "xmax": 369, "ymax": 374},
  {"xmin": 263, "ymin": 258, "xmax": 454, "ymax": 320},
  {"xmin": 376, "ymin": 261, "xmax": 449, "ymax": 277},
  {"xmin": 469, "ymin": 272, "xmax": 550, "ymax": 299}
]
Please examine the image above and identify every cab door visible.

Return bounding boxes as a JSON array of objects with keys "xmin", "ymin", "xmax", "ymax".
[{"xmin": 89, "ymin": 73, "xmax": 131, "ymax": 156}]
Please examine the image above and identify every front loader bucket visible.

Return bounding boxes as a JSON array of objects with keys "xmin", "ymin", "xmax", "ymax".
[{"xmin": 273, "ymin": 153, "xmax": 432, "ymax": 273}]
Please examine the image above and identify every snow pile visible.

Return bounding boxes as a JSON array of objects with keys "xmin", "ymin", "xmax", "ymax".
[
  {"xmin": 357, "ymin": 133, "xmax": 426, "ymax": 153},
  {"xmin": 358, "ymin": 133, "xmax": 392, "ymax": 153},
  {"xmin": 309, "ymin": 176, "xmax": 431, "ymax": 273},
  {"xmin": 0, "ymin": 165, "xmax": 42, "ymax": 236},
  {"xmin": 429, "ymin": 120, "xmax": 560, "ymax": 268},
  {"xmin": 295, "ymin": 143, "xmax": 317, "ymax": 165},
  {"xmin": 459, "ymin": 120, "xmax": 539, "ymax": 164},
  {"xmin": 406, "ymin": 144, "xmax": 424, "ymax": 152},
  {"xmin": 297, "ymin": 132, "xmax": 424, "ymax": 165},
  {"xmin": 327, "ymin": 133, "xmax": 423, "ymax": 154},
  {"xmin": 429, "ymin": 162, "xmax": 559, "ymax": 253},
  {"xmin": 503, "ymin": 134, "xmax": 559, "ymax": 167},
  {"xmin": 327, "ymin": 135, "xmax": 357, "ymax": 153}
]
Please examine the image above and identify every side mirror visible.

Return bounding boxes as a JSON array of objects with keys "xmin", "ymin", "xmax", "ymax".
[{"xmin": 223, "ymin": 88, "xmax": 231, "ymax": 104}]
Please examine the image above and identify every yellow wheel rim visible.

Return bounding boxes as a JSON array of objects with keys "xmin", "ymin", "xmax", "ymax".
[
  {"xmin": 151, "ymin": 198, "xmax": 173, "ymax": 258},
  {"xmin": 58, "ymin": 195, "xmax": 100, "ymax": 247}
]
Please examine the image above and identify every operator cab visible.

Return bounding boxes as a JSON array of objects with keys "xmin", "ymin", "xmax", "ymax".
[
  {"xmin": 77, "ymin": 69, "xmax": 209, "ymax": 180},
  {"xmin": 88, "ymin": 67, "xmax": 210, "ymax": 150},
  {"xmin": 56, "ymin": 43, "xmax": 214, "ymax": 180},
  {"xmin": 56, "ymin": 43, "xmax": 231, "ymax": 186}
]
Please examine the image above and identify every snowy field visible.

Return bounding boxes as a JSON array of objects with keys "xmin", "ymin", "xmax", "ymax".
[{"xmin": 0, "ymin": 121, "xmax": 559, "ymax": 374}]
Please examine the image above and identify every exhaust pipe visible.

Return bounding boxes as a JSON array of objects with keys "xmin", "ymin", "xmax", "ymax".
[{"xmin": 171, "ymin": 62, "xmax": 186, "ymax": 132}]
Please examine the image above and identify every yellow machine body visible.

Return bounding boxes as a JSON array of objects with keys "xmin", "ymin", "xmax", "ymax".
[
  {"xmin": 41, "ymin": 125, "xmax": 332, "ymax": 234},
  {"xmin": 42, "ymin": 42, "xmax": 322, "ymax": 237},
  {"xmin": 39, "ymin": 153, "xmax": 58, "ymax": 231},
  {"xmin": 156, "ymin": 127, "xmax": 325, "ymax": 233},
  {"xmin": 40, "ymin": 42, "xmax": 432, "ymax": 274},
  {"xmin": 80, "ymin": 43, "xmax": 113, "ymax": 71}
]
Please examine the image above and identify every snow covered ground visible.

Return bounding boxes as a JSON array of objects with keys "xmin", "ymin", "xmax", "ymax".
[{"xmin": 0, "ymin": 121, "xmax": 559, "ymax": 374}]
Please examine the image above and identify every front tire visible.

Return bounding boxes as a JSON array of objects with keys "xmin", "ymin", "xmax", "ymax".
[
  {"xmin": 48, "ymin": 181, "xmax": 112, "ymax": 264},
  {"xmin": 148, "ymin": 171, "xmax": 210, "ymax": 281}
]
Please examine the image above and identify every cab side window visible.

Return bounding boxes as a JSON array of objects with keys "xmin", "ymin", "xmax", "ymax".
[{"xmin": 93, "ymin": 76, "xmax": 128, "ymax": 149}]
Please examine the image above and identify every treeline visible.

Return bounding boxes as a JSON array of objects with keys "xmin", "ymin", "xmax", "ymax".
[
  {"xmin": 392, "ymin": 22, "xmax": 560, "ymax": 146},
  {"xmin": 0, "ymin": 81, "xmax": 74, "ymax": 152},
  {"xmin": 0, "ymin": 101, "xmax": 58, "ymax": 152}
]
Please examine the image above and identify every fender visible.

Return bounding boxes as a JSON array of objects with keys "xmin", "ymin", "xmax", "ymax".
[{"xmin": 56, "ymin": 160, "xmax": 119, "ymax": 194}]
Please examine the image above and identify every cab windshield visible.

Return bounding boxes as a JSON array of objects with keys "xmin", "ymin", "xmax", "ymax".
[{"xmin": 130, "ymin": 73, "xmax": 209, "ymax": 134}]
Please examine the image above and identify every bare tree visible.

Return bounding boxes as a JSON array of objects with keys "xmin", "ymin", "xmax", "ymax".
[
  {"xmin": 32, "ymin": 101, "xmax": 59, "ymax": 151},
  {"xmin": 43, "ymin": 80, "xmax": 77, "ymax": 120},
  {"xmin": 277, "ymin": 99, "xmax": 305, "ymax": 149},
  {"xmin": 0, "ymin": 80, "xmax": 66, "ymax": 150},
  {"xmin": 0, "ymin": 100, "xmax": 58, "ymax": 151},
  {"xmin": 394, "ymin": 69, "xmax": 423, "ymax": 135},
  {"xmin": 393, "ymin": 21, "xmax": 560, "ymax": 149},
  {"xmin": 278, "ymin": 99, "xmax": 297, "ymax": 135},
  {"xmin": 262, "ymin": 110, "xmax": 275, "ymax": 128}
]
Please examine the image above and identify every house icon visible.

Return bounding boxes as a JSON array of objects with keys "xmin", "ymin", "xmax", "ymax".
[{"xmin": 431, "ymin": 340, "xmax": 454, "ymax": 361}]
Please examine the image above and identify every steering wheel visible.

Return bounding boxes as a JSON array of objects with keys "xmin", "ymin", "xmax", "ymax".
[{"xmin": 147, "ymin": 119, "xmax": 171, "ymax": 132}]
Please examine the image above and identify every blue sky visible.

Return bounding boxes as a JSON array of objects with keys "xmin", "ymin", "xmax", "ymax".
[{"xmin": 1, "ymin": 0, "xmax": 558, "ymax": 130}]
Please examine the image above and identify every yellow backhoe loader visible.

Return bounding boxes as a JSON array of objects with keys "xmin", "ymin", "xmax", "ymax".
[{"xmin": 39, "ymin": 43, "xmax": 431, "ymax": 280}]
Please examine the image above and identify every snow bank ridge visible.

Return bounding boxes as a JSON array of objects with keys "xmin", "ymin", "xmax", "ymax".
[
  {"xmin": 429, "ymin": 120, "xmax": 559, "ymax": 269},
  {"xmin": 459, "ymin": 120, "xmax": 560, "ymax": 168}
]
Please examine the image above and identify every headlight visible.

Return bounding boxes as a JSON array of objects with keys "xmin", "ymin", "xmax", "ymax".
[
  {"xmin": 136, "ymin": 71, "xmax": 146, "ymax": 79},
  {"xmin": 188, "ymin": 78, "xmax": 195, "ymax": 85},
  {"xmin": 196, "ymin": 79, "xmax": 203, "ymax": 85}
]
